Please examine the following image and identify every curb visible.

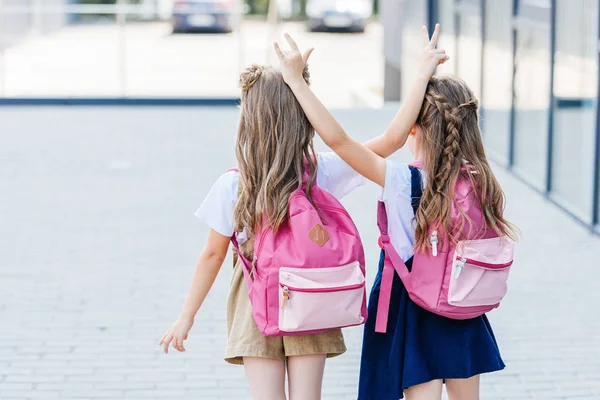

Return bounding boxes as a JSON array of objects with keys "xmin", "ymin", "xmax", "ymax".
[{"xmin": 0, "ymin": 97, "xmax": 240, "ymax": 106}]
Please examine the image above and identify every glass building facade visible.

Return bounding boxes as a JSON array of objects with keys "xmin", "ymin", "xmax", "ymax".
[{"xmin": 387, "ymin": 0, "xmax": 600, "ymax": 230}]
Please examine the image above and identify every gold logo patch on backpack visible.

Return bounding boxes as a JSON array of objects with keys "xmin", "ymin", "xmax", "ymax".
[{"xmin": 309, "ymin": 224, "xmax": 330, "ymax": 246}]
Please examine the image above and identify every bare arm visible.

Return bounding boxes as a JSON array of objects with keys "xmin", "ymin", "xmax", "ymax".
[
  {"xmin": 179, "ymin": 230, "xmax": 229, "ymax": 320},
  {"xmin": 274, "ymin": 28, "xmax": 448, "ymax": 185},
  {"xmin": 287, "ymin": 78, "xmax": 387, "ymax": 186},
  {"xmin": 364, "ymin": 74, "xmax": 430, "ymax": 158},
  {"xmin": 363, "ymin": 25, "xmax": 448, "ymax": 158},
  {"xmin": 160, "ymin": 229, "xmax": 230, "ymax": 353}
]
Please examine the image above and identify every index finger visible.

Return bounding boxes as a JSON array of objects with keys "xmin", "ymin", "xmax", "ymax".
[
  {"xmin": 163, "ymin": 334, "xmax": 173, "ymax": 354},
  {"xmin": 429, "ymin": 24, "xmax": 441, "ymax": 48},
  {"xmin": 284, "ymin": 33, "xmax": 300, "ymax": 53},
  {"xmin": 274, "ymin": 42, "xmax": 284, "ymax": 59},
  {"xmin": 421, "ymin": 25, "xmax": 430, "ymax": 47}
]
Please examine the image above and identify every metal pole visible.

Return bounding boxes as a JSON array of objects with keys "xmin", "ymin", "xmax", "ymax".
[
  {"xmin": 0, "ymin": 0, "xmax": 4, "ymax": 97},
  {"xmin": 545, "ymin": 0, "xmax": 557, "ymax": 193},
  {"xmin": 266, "ymin": 0, "xmax": 279, "ymax": 64},
  {"xmin": 479, "ymin": 0, "xmax": 486, "ymax": 127},
  {"xmin": 591, "ymin": 1, "xmax": 600, "ymax": 227},
  {"xmin": 0, "ymin": 48, "xmax": 3, "ymax": 98},
  {"xmin": 453, "ymin": 0, "xmax": 459, "ymax": 74},
  {"xmin": 427, "ymin": 0, "xmax": 437, "ymax": 37},
  {"xmin": 508, "ymin": 0, "xmax": 519, "ymax": 168},
  {"xmin": 117, "ymin": 0, "xmax": 127, "ymax": 97},
  {"xmin": 237, "ymin": 3, "xmax": 245, "ymax": 75}
]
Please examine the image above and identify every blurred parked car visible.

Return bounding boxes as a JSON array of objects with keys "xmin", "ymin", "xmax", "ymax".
[
  {"xmin": 172, "ymin": 0, "xmax": 240, "ymax": 33},
  {"xmin": 307, "ymin": 0, "xmax": 373, "ymax": 33}
]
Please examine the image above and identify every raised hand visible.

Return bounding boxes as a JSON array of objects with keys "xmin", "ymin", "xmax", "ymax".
[
  {"xmin": 273, "ymin": 33, "xmax": 314, "ymax": 87},
  {"xmin": 418, "ymin": 24, "xmax": 449, "ymax": 80}
]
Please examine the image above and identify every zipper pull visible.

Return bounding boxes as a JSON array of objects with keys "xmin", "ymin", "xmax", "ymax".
[
  {"xmin": 281, "ymin": 286, "xmax": 289, "ymax": 308},
  {"xmin": 430, "ymin": 231, "xmax": 439, "ymax": 257},
  {"xmin": 454, "ymin": 257, "xmax": 466, "ymax": 279}
]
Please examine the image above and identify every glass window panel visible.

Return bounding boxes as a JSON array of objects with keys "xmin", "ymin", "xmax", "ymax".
[
  {"xmin": 552, "ymin": 0, "xmax": 598, "ymax": 222},
  {"xmin": 436, "ymin": 0, "xmax": 457, "ymax": 76},
  {"xmin": 401, "ymin": 0, "xmax": 428, "ymax": 100},
  {"xmin": 456, "ymin": 11, "xmax": 482, "ymax": 99},
  {"xmin": 481, "ymin": 0, "xmax": 513, "ymax": 164},
  {"xmin": 513, "ymin": 23, "xmax": 551, "ymax": 190}
]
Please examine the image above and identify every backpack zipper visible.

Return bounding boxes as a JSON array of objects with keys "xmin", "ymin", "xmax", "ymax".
[
  {"xmin": 454, "ymin": 256, "xmax": 514, "ymax": 270},
  {"xmin": 280, "ymin": 282, "xmax": 365, "ymax": 308},
  {"xmin": 280, "ymin": 282, "xmax": 365, "ymax": 293},
  {"xmin": 254, "ymin": 200, "xmax": 344, "ymax": 260},
  {"xmin": 252, "ymin": 226, "xmax": 272, "ymax": 274},
  {"xmin": 281, "ymin": 286, "xmax": 290, "ymax": 308},
  {"xmin": 255, "ymin": 201, "xmax": 350, "ymax": 275},
  {"xmin": 430, "ymin": 230, "xmax": 439, "ymax": 257},
  {"xmin": 454, "ymin": 257, "xmax": 466, "ymax": 279},
  {"xmin": 314, "ymin": 202, "xmax": 352, "ymax": 218},
  {"xmin": 453, "ymin": 256, "xmax": 514, "ymax": 280}
]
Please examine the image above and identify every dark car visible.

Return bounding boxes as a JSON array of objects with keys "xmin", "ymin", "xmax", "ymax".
[
  {"xmin": 172, "ymin": 0, "xmax": 239, "ymax": 33},
  {"xmin": 307, "ymin": 0, "xmax": 373, "ymax": 33}
]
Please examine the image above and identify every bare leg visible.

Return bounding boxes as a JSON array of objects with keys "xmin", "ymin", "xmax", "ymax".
[
  {"xmin": 404, "ymin": 379, "xmax": 443, "ymax": 400},
  {"xmin": 446, "ymin": 375, "xmax": 480, "ymax": 400},
  {"xmin": 287, "ymin": 354, "xmax": 327, "ymax": 400},
  {"xmin": 243, "ymin": 357, "xmax": 287, "ymax": 400}
]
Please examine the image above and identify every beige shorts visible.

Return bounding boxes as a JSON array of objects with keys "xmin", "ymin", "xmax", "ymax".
[{"xmin": 225, "ymin": 259, "xmax": 347, "ymax": 365}]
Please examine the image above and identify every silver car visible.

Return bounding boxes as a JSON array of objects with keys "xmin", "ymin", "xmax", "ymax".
[
  {"xmin": 307, "ymin": 0, "xmax": 373, "ymax": 33},
  {"xmin": 172, "ymin": 0, "xmax": 240, "ymax": 33}
]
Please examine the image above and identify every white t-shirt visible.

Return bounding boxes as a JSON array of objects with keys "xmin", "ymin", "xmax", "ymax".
[
  {"xmin": 195, "ymin": 152, "xmax": 365, "ymax": 241},
  {"xmin": 380, "ymin": 160, "xmax": 426, "ymax": 262}
]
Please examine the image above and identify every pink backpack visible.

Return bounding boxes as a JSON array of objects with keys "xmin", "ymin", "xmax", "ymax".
[
  {"xmin": 375, "ymin": 163, "xmax": 514, "ymax": 333},
  {"xmin": 230, "ymin": 165, "xmax": 367, "ymax": 336}
]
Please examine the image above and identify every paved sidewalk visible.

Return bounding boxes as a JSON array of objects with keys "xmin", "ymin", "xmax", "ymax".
[{"xmin": 1, "ymin": 106, "xmax": 599, "ymax": 399}]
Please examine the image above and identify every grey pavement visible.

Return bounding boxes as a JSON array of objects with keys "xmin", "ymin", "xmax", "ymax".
[{"xmin": 1, "ymin": 106, "xmax": 600, "ymax": 400}]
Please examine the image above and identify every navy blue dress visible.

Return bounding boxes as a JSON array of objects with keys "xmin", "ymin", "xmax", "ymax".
[{"xmin": 357, "ymin": 167, "xmax": 505, "ymax": 400}]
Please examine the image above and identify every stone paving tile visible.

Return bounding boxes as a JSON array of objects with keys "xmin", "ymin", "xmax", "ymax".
[{"xmin": 1, "ymin": 107, "xmax": 599, "ymax": 399}]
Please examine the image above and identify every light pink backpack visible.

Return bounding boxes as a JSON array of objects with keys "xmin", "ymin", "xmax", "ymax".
[
  {"xmin": 230, "ymin": 165, "xmax": 367, "ymax": 336},
  {"xmin": 375, "ymin": 162, "xmax": 514, "ymax": 333}
]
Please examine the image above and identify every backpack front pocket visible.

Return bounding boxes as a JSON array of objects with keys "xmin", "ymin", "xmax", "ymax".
[
  {"xmin": 278, "ymin": 262, "xmax": 365, "ymax": 332},
  {"xmin": 448, "ymin": 238, "xmax": 514, "ymax": 308}
]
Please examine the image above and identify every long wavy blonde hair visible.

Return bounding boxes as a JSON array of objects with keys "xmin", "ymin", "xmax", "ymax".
[
  {"xmin": 233, "ymin": 64, "xmax": 317, "ymax": 248},
  {"xmin": 414, "ymin": 75, "xmax": 519, "ymax": 250}
]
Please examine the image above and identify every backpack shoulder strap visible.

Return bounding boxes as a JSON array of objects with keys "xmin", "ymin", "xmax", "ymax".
[
  {"xmin": 409, "ymin": 166, "xmax": 422, "ymax": 216},
  {"xmin": 375, "ymin": 165, "xmax": 422, "ymax": 334},
  {"xmin": 226, "ymin": 167, "xmax": 254, "ymax": 290},
  {"xmin": 301, "ymin": 156, "xmax": 319, "ymax": 190},
  {"xmin": 232, "ymin": 170, "xmax": 242, "ymax": 267}
]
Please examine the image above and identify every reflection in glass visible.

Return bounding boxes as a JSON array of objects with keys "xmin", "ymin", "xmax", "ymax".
[
  {"xmin": 401, "ymin": 0, "xmax": 428, "ymax": 100},
  {"xmin": 513, "ymin": 24, "xmax": 551, "ymax": 190},
  {"xmin": 552, "ymin": 0, "xmax": 598, "ymax": 221},
  {"xmin": 456, "ymin": 12, "xmax": 482, "ymax": 99},
  {"xmin": 481, "ymin": 0, "xmax": 513, "ymax": 164}
]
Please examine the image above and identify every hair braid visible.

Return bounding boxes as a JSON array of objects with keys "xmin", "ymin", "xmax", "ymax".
[
  {"xmin": 425, "ymin": 93, "xmax": 462, "ymax": 194},
  {"xmin": 413, "ymin": 75, "xmax": 519, "ymax": 252}
]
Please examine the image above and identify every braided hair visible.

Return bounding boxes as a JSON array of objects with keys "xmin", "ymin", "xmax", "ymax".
[{"xmin": 414, "ymin": 75, "xmax": 518, "ymax": 251}]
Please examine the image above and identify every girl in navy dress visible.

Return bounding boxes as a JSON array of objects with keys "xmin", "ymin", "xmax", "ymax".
[{"xmin": 275, "ymin": 25, "xmax": 518, "ymax": 400}]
